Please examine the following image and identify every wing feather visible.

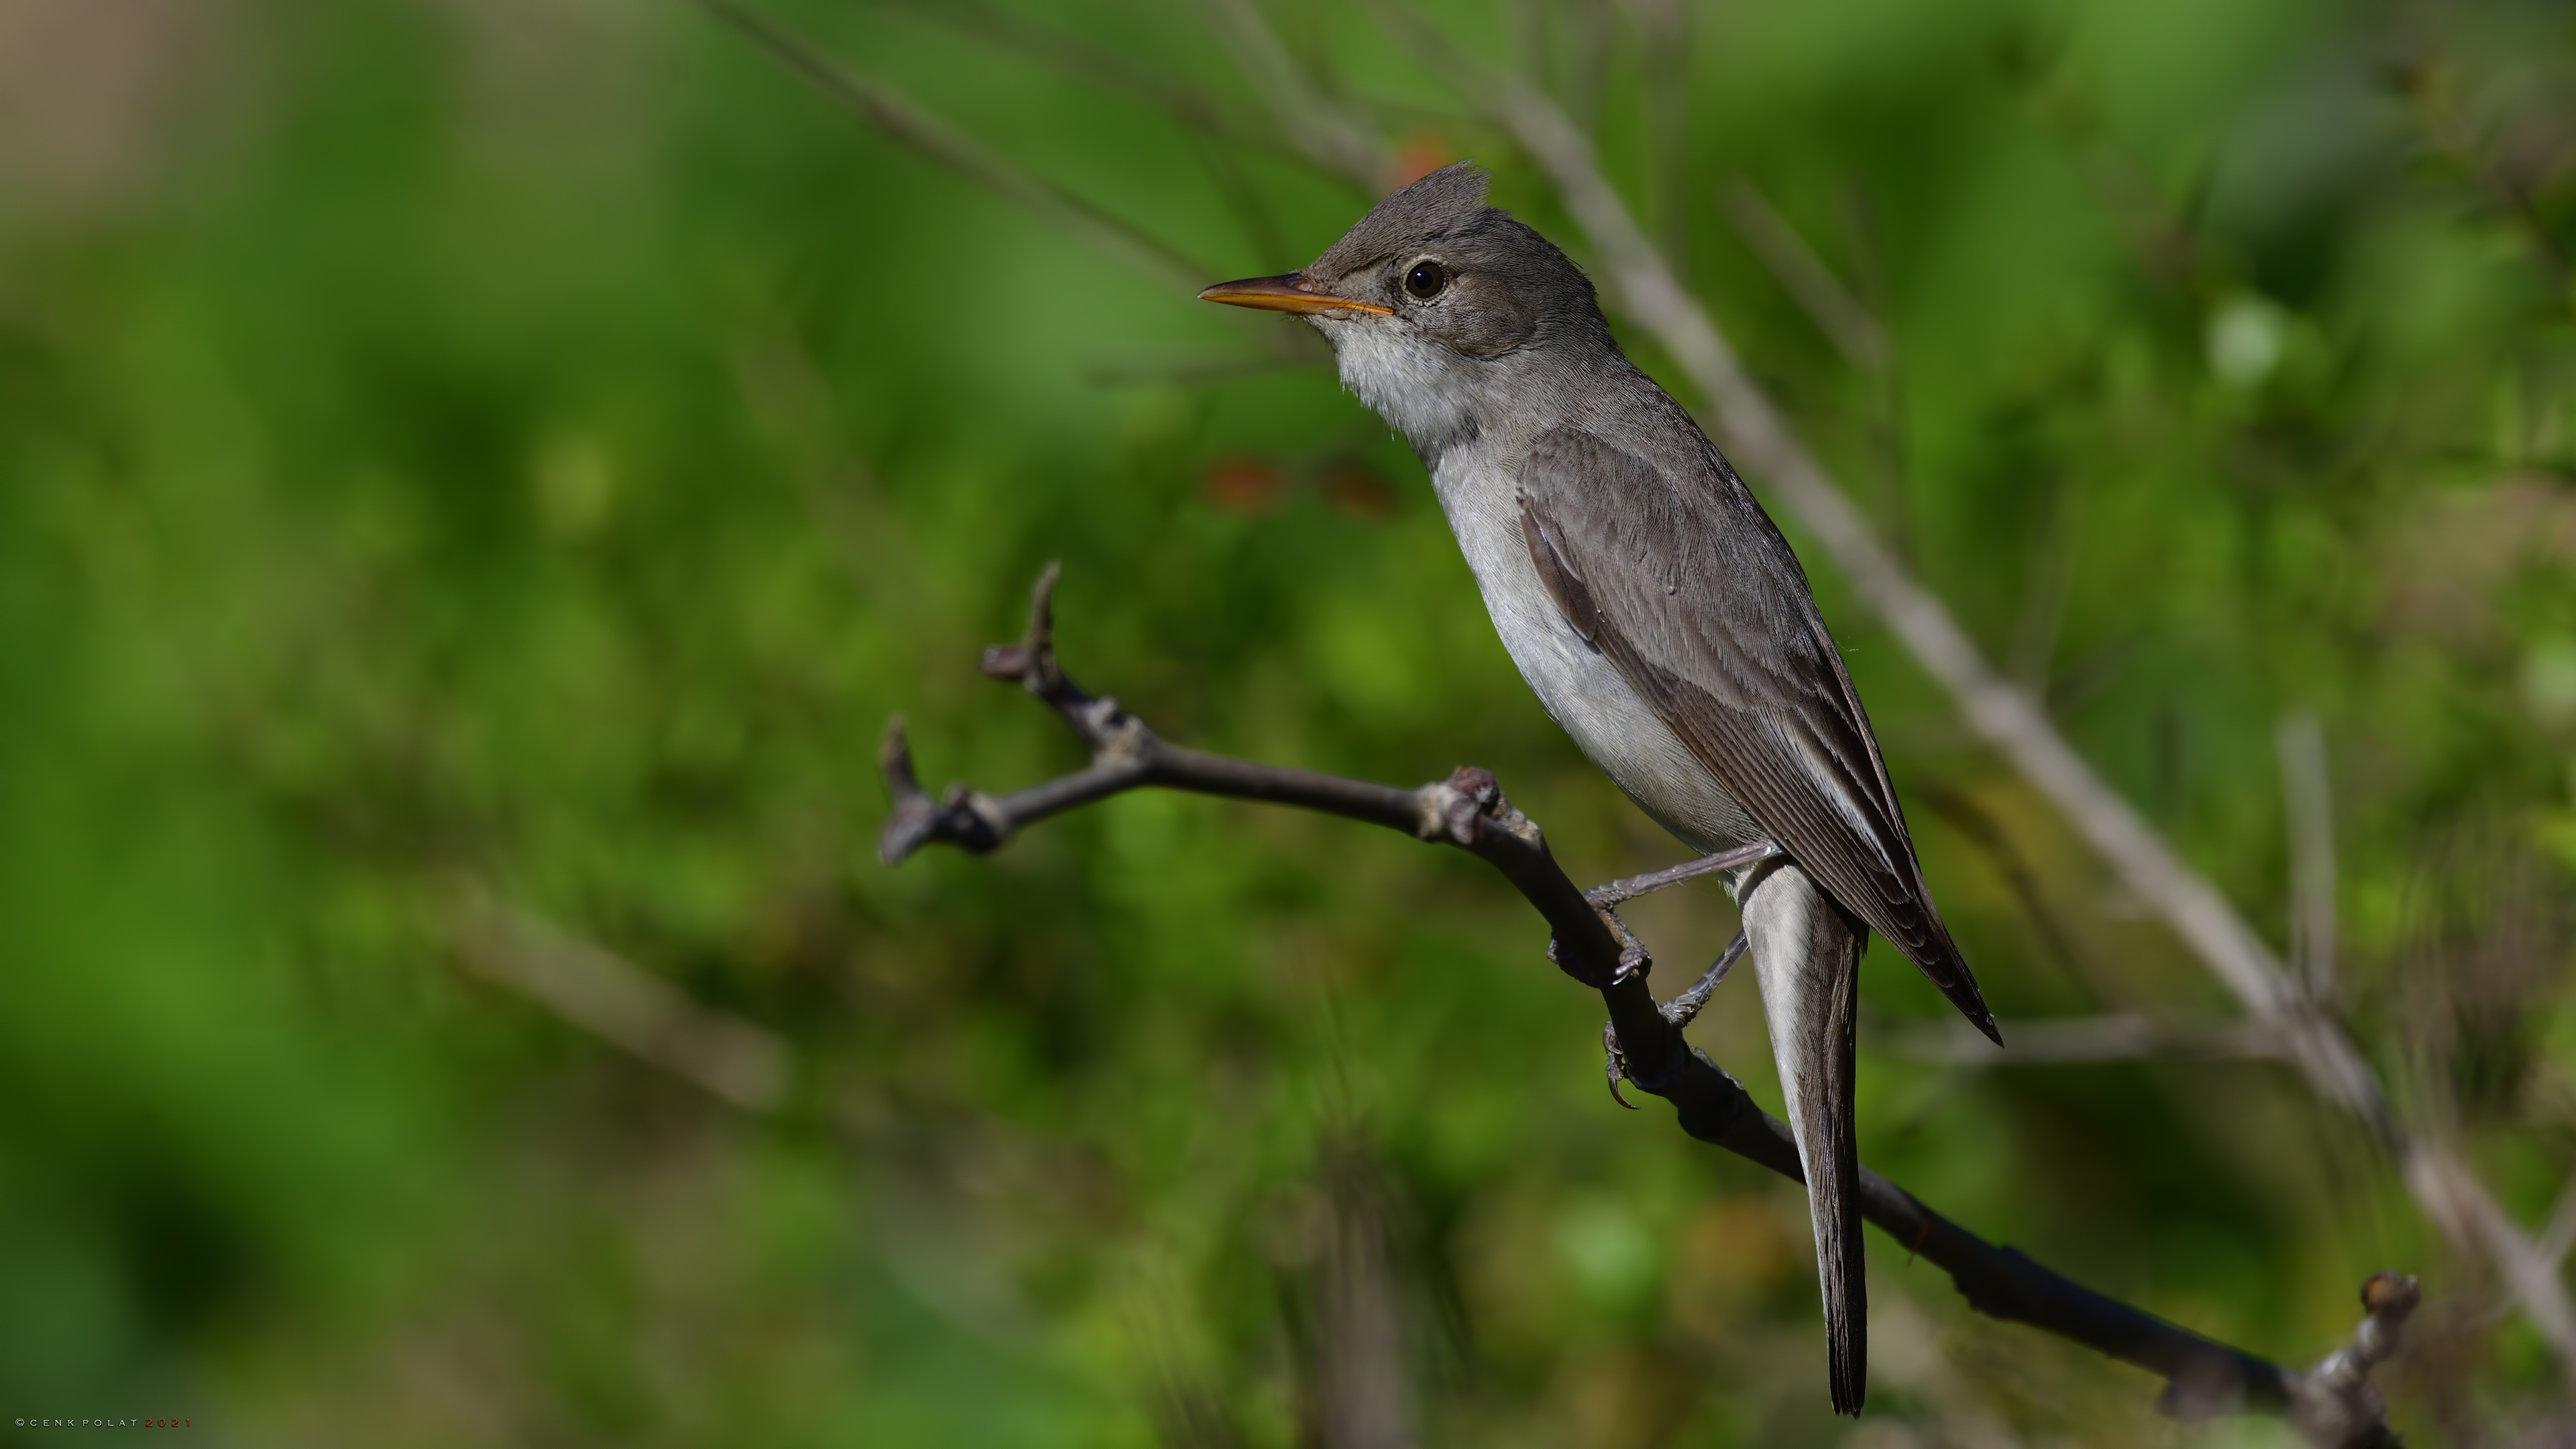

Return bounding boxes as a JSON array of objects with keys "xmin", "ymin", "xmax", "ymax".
[{"xmin": 1517, "ymin": 427, "xmax": 1996, "ymax": 1038}]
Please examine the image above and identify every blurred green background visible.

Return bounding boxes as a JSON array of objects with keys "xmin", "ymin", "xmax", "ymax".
[{"xmin": 1, "ymin": 0, "xmax": 2572, "ymax": 1443}]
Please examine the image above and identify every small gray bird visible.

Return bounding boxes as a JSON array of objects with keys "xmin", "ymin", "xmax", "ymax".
[{"xmin": 1200, "ymin": 164, "xmax": 1999, "ymax": 1415}]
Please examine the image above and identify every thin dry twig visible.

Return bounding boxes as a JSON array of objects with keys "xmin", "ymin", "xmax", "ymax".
[
  {"xmin": 697, "ymin": 1, "xmax": 1336, "ymax": 382},
  {"xmin": 694, "ymin": 0, "xmax": 1216, "ymax": 296},
  {"xmin": 876, "ymin": 565, "xmax": 2412, "ymax": 1432}
]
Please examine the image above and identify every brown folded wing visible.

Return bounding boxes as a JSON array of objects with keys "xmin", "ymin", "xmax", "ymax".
[{"xmin": 1517, "ymin": 426, "xmax": 1996, "ymax": 1038}]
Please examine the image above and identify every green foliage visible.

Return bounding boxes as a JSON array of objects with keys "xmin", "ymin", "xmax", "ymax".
[{"xmin": 0, "ymin": 0, "xmax": 2571, "ymax": 1442}]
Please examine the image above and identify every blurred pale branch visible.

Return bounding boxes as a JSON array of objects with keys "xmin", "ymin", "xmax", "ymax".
[
  {"xmin": 445, "ymin": 886, "xmax": 790, "ymax": 1112},
  {"xmin": 1876, "ymin": 1012, "xmax": 2280, "ymax": 1069},
  {"xmin": 700, "ymin": 0, "xmax": 1349, "ymax": 390}
]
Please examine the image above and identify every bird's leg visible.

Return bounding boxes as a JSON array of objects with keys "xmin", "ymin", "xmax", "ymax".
[
  {"xmin": 1602, "ymin": 929, "xmax": 1751, "ymax": 1108},
  {"xmin": 1584, "ymin": 842, "xmax": 1778, "ymax": 911},
  {"xmin": 1601, "ymin": 1021, "xmax": 1631, "ymax": 1107},
  {"xmin": 1662, "ymin": 930, "xmax": 1750, "ymax": 1029},
  {"xmin": 1589, "ymin": 847, "xmax": 1775, "ymax": 1107}
]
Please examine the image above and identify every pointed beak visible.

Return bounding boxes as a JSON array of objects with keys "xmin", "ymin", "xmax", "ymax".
[{"xmin": 1197, "ymin": 273, "xmax": 1393, "ymax": 317}]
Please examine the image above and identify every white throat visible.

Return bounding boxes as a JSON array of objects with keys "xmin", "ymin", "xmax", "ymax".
[{"xmin": 1316, "ymin": 317, "xmax": 1482, "ymax": 459}]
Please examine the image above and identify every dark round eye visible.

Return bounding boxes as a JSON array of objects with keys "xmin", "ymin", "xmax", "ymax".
[{"xmin": 1403, "ymin": 260, "xmax": 1449, "ymax": 299}]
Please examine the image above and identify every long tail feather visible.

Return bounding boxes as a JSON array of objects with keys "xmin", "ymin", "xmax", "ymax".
[{"xmin": 1740, "ymin": 859, "xmax": 1868, "ymax": 1415}]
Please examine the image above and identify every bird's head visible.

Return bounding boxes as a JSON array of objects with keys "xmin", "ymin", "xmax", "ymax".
[{"xmin": 1199, "ymin": 163, "xmax": 1607, "ymax": 457}]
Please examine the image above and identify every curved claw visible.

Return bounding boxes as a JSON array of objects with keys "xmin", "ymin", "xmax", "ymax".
[{"xmin": 1603, "ymin": 1019, "xmax": 1640, "ymax": 1110}]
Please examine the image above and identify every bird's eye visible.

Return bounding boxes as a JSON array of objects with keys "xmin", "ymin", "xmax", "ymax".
[{"xmin": 1404, "ymin": 260, "xmax": 1449, "ymax": 299}]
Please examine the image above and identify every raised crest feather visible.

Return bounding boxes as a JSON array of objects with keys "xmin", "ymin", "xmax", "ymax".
[{"xmin": 1307, "ymin": 162, "xmax": 1496, "ymax": 278}]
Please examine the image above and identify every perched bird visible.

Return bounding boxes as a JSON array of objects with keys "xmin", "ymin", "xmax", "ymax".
[{"xmin": 1200, "ymin": 164, "xmax": 1999, "ymax": 1415}]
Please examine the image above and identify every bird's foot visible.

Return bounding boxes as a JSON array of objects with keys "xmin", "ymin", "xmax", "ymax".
[
  {"xmin": 1662, "ymin": 930, "xmax": 1748, "ymax": 1030},
  {"xmin": 1602, "ymin": 930, "xmax": 1750, "ymax": 1108},
  {"xmin": 1573, "ymin": 844, "xmax": 1772, "ymax": 993},
  {"xmin": 1603, "ymin": 1018, "xmax": 1638, "ymax": 1110}
]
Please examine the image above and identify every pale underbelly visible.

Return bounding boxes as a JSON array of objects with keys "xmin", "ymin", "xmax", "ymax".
[
  {"xmin": 1495, "ymin": 595, "xmax": 1760, "ymax": 854},
  {"xmin": 1432, "ymin": 466, "xmax": 1759, "ymax": 854}
]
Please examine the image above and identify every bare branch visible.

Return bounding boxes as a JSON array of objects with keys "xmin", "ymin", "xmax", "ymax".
[
  {"xmin": 876, "ymin": 567, "xmax": 2401, "ymax": 1428},
  {"xmin": 445, "ymin": 886, "xmax": 790, "ymax": 1111},
  {"xmin": 883, "ymin": 565, "xmax": 1461, "ymax": 876},
  {"xmin": 1376, "ymin": 4, "xmax": 2576, "ymax": 1377}
]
